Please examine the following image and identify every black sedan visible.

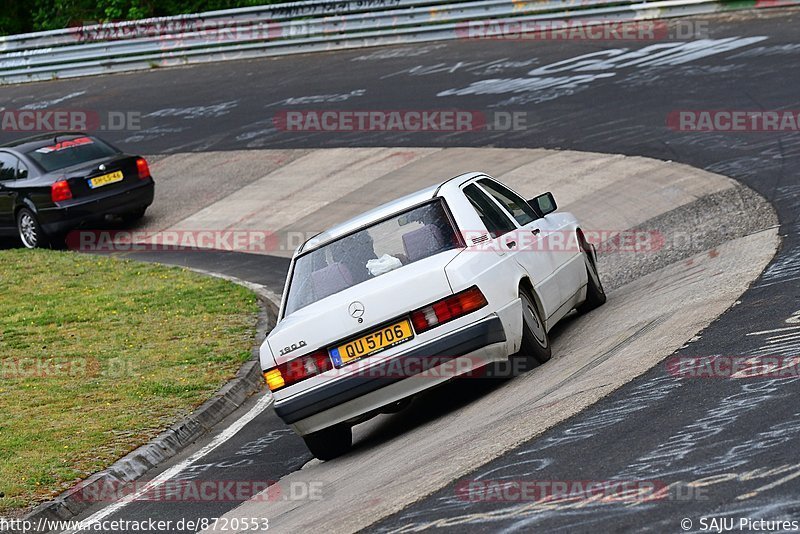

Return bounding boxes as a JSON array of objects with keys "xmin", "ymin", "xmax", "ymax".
[{"xmin": 0, "ymin": 132, "xmax": 154, "ymax": 248}]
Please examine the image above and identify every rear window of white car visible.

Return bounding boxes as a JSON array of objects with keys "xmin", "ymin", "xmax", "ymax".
[{"xmin": 284, "ymin": 199, "xmax": 461, "ymax": 316}]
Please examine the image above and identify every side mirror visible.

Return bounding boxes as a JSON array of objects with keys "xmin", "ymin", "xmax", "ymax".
[{"xmin": 530, "ymin": 192, "xmax": 557, "ymax": 216}]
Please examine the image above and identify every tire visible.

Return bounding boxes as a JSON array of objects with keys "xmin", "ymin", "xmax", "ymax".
[
  {"xmin": 514, "ymin": 290, "xmax": 551, "ymax": 369},
  {"xmin": 122, "ymin": 207, "xmax": 147, "ymax": 224},
  {"xmin": 576, "ymin": 234, "xmax": 607, "ymax": 314},
  {"xmin": 302, "ymin": 424, "xmax": 352, "ymax": 461},
  {"xmin": 16, "ymin": 208, "xmax": 47, "ymax": 249}
]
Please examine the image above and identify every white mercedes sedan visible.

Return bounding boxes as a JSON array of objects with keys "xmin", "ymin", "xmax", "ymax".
[{"xmin": 260, "ymin": 172, "xmax": 605, "ymax": 460}]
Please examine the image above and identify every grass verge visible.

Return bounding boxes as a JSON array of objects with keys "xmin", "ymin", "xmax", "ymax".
[{"xmin": 0, "ymin": 249, "xmax": 259, "ymax": 515}]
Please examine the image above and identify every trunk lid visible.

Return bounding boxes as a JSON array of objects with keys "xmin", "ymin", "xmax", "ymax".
[
  {"xmin": 60, "ymin": 155, "xmax": 142, "ymax": 199},
  {"xmin": 268, "ymin": 249, "xmax": 461, "ymax": 366}
]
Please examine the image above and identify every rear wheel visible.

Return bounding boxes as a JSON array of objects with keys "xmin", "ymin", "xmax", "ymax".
[
  {"xmin": 513, "ymin": 290, "xmax": 551, "ymax": 370},
  {"xmin": 302, "ymin": 424, "xmax": 352, "ymax": 461},
  {"xmin": 17, "ymin": 209, "xmax": 47, "ymax": 249},
  {"xmin": 576, "ymin": 233, "xmax": 606, "ymax": 314}
]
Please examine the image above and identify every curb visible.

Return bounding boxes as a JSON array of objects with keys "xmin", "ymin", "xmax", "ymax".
[{"xmin": 16, "ymin": 271, "xmax": 279, "ymax": 532}]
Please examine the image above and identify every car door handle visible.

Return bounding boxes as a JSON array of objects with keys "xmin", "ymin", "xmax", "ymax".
[
  {"xmin": 506, "ymin": 240, "xmax": 516, "ymax": 249},
  {"xmin": 531, "ymin": 228, "xmax": 541, "ymax": 235}
]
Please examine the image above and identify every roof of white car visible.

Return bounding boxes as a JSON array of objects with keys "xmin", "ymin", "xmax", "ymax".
[{"xmin": 298, "ymin": 171, "xmax": 483, "ymax": 255}]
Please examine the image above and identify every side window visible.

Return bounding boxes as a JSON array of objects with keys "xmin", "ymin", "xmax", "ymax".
[
  {"xmin": 16, "ymin": 160, "xmax": 28, "ymax": 180},
  {"xmin": 0, "ymin": 153, "xmax": 17, "ymax": 182},
  {"xmin": 463, "ymin": 184, "xmax": 516, "ymax": 238},
  {"xmin": 478, "ymin": 178, "xmax": 539, "ymax": 225}
]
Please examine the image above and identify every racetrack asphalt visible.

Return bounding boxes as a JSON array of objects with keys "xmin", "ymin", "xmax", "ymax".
[{"xmin": 3, "ymin": 7, "xmax": 800, "ymax": 533}]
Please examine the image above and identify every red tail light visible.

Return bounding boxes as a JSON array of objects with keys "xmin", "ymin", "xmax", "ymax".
[
  {"xmin": 264, "ymin": 349, "xmax": 333, "ymax": 392},
  {"xmin": 51, "ymin": 180, "xmax": 73, "ymax": 202},
  {"xmin": 136, "ymin": 157, "xmax": 150, "ymax": 180},
  {"xmin": 410, "ymin": 286, "xmax": 488, "ymax": 333}
]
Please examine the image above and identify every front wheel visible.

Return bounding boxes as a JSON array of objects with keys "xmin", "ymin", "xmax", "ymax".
[
  {"xmin": 302, "ymin": 424, "xmax": 352, "ymax": 461},
  {"xmin": 576, "ymin": 236, "xmax": 606, "ymax": 314},
  {"xmin": 513, "ymin": 290, "xmax": 551, "ymax": 370},
  {"xmin": 17, "ymin": 208, "xmax": 47, "ymax": 249}
]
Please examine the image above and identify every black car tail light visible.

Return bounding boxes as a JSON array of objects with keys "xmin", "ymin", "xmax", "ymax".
[
  {"xmin": 136, "ymin": 157, "xmax": 151, "ymax": 180},
  {"xmin": 51, "ymin": 180, "xmax": 73, "ymax": 202}
]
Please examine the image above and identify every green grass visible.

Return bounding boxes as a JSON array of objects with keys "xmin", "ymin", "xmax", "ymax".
[{"xmin": 0, "ymin": 249, "xmax": 259, "ymax": 514}]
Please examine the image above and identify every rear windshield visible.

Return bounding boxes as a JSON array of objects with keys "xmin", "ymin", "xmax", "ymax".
[
  {"xmin": 26, "ymin": 136, "xmax": 118, "ymax": 172},
  {"xmin": 284, "ymin": 199, "xmax": 461, "ymax": 317}
]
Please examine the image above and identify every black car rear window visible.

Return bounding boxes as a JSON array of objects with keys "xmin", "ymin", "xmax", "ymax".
[{"xmin": 25, "ymin": 136, "xmax": 118, "ymax": 172}]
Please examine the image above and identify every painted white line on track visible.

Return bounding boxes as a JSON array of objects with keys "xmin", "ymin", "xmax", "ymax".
[
  {"xmin": 766, "ymin": 333, "xmax": 800, "ymax": 343},
  {"xmin": 60, "ymin": 393, "xmax": 274, "ymax": 534},
  {"xmin": 747, "ymin": 325, "xmax": 800, "ymax": 336}
]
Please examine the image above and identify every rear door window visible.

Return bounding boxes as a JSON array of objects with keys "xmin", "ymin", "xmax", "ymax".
[
  {"xmin": 16, "ymin": 160, "xmax": 29, "ymax": 180},
  {"xmin": 0, "ymin": 153, "xmax": 18, "ymax": 182},
  {"xmin": 478, "ymin": 178, "xmax": 540, "ymax": 225},
  {"xmin": 463, "ymin": 183, "xmax": 517, "ymax": 238}
]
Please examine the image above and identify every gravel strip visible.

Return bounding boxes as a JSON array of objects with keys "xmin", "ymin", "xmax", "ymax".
[{"xmin": 597, "ymin": 184, "xmax": 779, "ymax": 291}]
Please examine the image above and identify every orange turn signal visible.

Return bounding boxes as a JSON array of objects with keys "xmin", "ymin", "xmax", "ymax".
[{"xmin": 264, "ymin": 368, "xmax": 285, "ymax": 391}]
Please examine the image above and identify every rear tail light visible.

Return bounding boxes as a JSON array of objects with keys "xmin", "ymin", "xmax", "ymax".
[
  {"xmin": 264, "ymin": 348, "xmax": 333, "ymax": 392},
  {"xmin": 136, "ymin": 157, "xmax": 150, "ymax": 180},
  {"xmin": 410, "ymin": 286, "xmax": 488, "ymax": 333},
  {"xmin": 51, "ymin": 180, "xmax": 72, "ymax": 202},
  {"xmin": 264, "ymin": 287, "xmax": 488, "ymax": 390}
]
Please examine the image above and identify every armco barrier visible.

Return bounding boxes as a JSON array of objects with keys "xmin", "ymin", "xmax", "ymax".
[{"xmin": 0, "ymin": 0, "xmax": 797, "ymax": 84}]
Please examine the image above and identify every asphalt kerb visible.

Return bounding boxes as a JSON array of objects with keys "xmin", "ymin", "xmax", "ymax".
[{"xmin": 16, "ymin": 273, "xmax": 279, "ymax": 532}]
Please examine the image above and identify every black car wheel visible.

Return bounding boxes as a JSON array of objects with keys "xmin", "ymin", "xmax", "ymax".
[
  {"xmin": 17, "ymin": 208, "xmax": 46, "ymax": 249},
  {"xmin": 122, "ymin": 207, "xmax": 147, "ymax": 224},
  {"xmin": 302, "ymin": 424, "xmax": 352, "ymax": 461}
]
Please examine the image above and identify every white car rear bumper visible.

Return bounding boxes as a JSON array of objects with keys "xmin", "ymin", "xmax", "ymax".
[{"xmin": 275, "ymin": 304, "xmax": 520, "ymax": 435}]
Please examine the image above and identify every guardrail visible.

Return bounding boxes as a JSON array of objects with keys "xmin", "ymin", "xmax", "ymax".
[{"xmin": 0, "ymin": 0, "xmax": 796, "ymax": 84}]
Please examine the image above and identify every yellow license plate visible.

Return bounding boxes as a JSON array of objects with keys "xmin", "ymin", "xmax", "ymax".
[
  {"xmin": 330, "ymin": 319, "xmax": 414, "ymax": 366},
  {"xmin": 88, "ymin": 170, "xmax": 124, "ymax": 189}
]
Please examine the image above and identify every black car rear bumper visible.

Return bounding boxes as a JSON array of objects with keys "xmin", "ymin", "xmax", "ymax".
[{"xmin": 38, "ymin": 180, "xmax": 154, "ymax": 235}]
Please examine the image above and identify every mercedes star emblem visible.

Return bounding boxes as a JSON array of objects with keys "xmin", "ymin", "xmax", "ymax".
[{"xmin": 348, "ymin": 301, "xmax": 365, "ymax": 319}]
